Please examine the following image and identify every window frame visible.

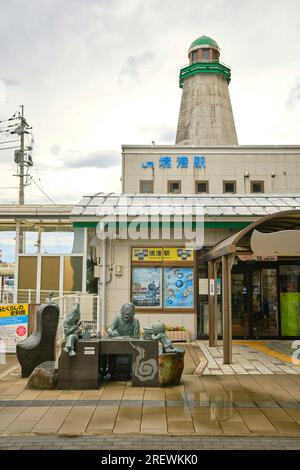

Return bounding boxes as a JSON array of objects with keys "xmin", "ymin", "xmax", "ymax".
[
  {"xmin": 140, "ymin": 180, "xmax": 154, "ymax": 193},
  {"xmin": 223, "ymin": 180, "xmax": 237, "ymax": 194},
  {"xmin": 192, "ymin": 50, "xmax": 198, "ymax": 63},
  {"xmin": 251, "ymin": 180, "xmax": 264, "ymax": 193},
  {"xmin": 167, "ymin": 180, "xmax": 181, "ymax": 194},
  {"xmin": 131, "ymin": 247, "xmax": 196, "ymax": 313},
  {"xmin": 195, "ymin": 180, "xmax": 209, "ymax": 194},
  {"xmin": 201, "ymin": 48, "xmax": 210, "ymax": 61}
]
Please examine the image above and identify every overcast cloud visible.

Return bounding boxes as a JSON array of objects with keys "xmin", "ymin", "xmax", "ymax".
[{"xmin": 0, "ymin": 0, "xmax": 300, "ymax": 208}]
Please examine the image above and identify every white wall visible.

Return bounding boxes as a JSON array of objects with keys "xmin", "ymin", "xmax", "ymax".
[{"xmin": 123, "ymin": 145, "xmax": 300, "ymax": 194}]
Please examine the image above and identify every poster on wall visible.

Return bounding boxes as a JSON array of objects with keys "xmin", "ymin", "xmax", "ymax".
[
  {"xmin": 132, "ymin": 267, "xmax": 162, "ymax": 307},
  {"xmin": 0, "ymin": 304, "xmax": 29, "ymax": 353},
  {"xmin": 164, "ymin": 267, "xmax": 194, "ymax": 309}
]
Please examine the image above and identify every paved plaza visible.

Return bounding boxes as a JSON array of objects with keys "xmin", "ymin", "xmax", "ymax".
[{"xmin": 0, "ymin": 340, "xmax": 300, "ymax": 448}]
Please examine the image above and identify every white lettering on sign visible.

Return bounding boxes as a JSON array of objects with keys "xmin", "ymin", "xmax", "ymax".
[{"xmin": 84, "ymin": 347, "xmax": 95, "ymax": 355}]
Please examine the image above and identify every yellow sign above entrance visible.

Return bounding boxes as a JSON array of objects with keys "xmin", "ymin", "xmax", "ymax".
[
  {"xmin": 132, "ymin": 248, "xmax": 163, "ymax": 262},
  {"xmin": 162, "ymin": 248, "xmax": 194, "ymax": 262},
  {"xmin": 132, "ymin": 248, "xmax": 194, "ymax": 262}
]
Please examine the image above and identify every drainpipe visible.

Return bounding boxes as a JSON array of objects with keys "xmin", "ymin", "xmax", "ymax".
[
  {"xmin": 14, "ymin": 221, "xmax": 20, "ymax": 303},
  {"xmin": 101, "ymin": 235, "xmax": 107, "ymax": 336}
]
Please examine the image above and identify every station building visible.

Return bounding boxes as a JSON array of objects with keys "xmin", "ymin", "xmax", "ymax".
[{"xmin": 12, "ymin": 36, "xmax": 300, "ymax": 355}]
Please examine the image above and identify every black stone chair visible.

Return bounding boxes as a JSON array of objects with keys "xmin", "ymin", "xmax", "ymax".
[{"xmin": 16, "ymin": 303, "xmax": 60, "ymax": 378}]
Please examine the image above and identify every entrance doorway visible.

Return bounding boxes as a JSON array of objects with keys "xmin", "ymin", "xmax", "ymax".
[{"xmin": 231, "ymin": 265, "xmax": 278, "ymax": 338}]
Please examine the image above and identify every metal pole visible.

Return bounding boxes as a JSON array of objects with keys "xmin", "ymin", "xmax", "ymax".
[
  {"xmin": 19, "ymin": 105, "xmax": 25, "ymax": 205},
  {"xmin": 214, "ymin": 261, "xmax": 219, "ymax": 346},
  {"xmin": 208, "ymin": 261, "xmax": 217, "ymax": 347},
  {"xmin": 222, "ymin": 255, "xmax": 232, "ymax": 364},
  {"xmin": 101, "ymin": 237, "xmax": 106, "ymax": 336},
  {"xmin": 14, "ymin": 222, "xmax": 20, "ymax": 303}
]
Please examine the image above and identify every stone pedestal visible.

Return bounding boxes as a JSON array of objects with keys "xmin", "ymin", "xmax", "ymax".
[
  {"xmin": 57, "ymin": 339, "xmax": 101, "ymax": 389},
  {"xmin": 159, "ymin": 349, "xmax": 185, "ymax": 386},
  {"xmin": 27, "ymin": 361, "xmax": 57, "ymax": 389}
]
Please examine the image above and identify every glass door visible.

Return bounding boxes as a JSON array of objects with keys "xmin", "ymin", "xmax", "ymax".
[
  {"xmin": 232, "ymin": 272, "xmax": 251, "ymax": 337},
  {"xmin": 232, "ymin": 266, "xmax": 279, "ymax": 338},
  {"xmin": 252, "ymin": 268, "xmax": 278, "ymax": 337}
]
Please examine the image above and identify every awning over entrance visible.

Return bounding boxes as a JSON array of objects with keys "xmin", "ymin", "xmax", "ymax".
[
  {"xmin": 200, "ymin": 210, "xmax": 300, "ymax": 365},
  {"xmin": 200, "ymin": 210, "xmax": 300, "ymax": 262}
]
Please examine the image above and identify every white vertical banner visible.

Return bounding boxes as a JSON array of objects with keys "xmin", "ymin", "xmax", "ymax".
[{"xmin": 209, "ymin": 279, "xmax": 215, "ymax": 296}]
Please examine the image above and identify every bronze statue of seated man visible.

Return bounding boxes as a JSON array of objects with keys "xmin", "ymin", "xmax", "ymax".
[
  {"xmin": 103, "ymin": 303, "xmax": 140, "ymax": 380},
  {"xmin": 107, "ymin": 302, "xmax": 140, "ymax": 338}
]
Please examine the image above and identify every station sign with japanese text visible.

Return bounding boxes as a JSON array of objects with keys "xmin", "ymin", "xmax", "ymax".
[
  {"xmin": 132, "ymin": 247, "xmax": 194, "ymax": 262},
  {"xmin": 141, "ymin": 155, "xmax": 206, "ymax": 169}
]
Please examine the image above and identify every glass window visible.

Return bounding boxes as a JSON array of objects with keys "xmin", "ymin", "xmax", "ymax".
[
  {"xmin": 41, "ymin": 256, "xmax": 60, "ymax": 292},
  {"xmin": 223, "ymin": 181, "xmax": 236, "ymax": 193},
  {"xmin": 131, "ymin": 248, "xmax": 195, "ymax": 311},
  {"xmin": 195, "ymin": 180, "xmax": 209, "ymax": 193},
  {"xmin": 132, "ymin": 266, "xmax": 162, "ymax": 308},
  {"xmin": 140, "ymin": 180, "xmax": 153, "ymax": 193},
  {"xmin": 192, "ymin": 51, "xmax": 198, "ymax": 63},
  {"xmin": 251, "ymin": 181, "xmax": 264, "ymax": 193},
  {"xmin": 168, "ymin": 181, "xmax": 181, "ymax": 194},
  {"xmin": 164, "ymin": 267, "xmax": 194, "ymax": 309},
  {"xmin": 18, "ymin": 256, "xmax": 37, "ymax": 290},
  {"xmin": 202, "ymin": 49, "xmax": 210, "ymax": 61}
]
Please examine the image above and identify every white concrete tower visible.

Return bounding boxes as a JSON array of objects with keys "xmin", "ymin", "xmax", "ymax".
[{"xmin": 176, "ymin": 36, "xmax": 238, "ymax": 145}]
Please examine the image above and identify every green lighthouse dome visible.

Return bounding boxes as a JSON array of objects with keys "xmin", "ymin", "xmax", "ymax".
[
  {"xmin": 179, "ymin": 35, "xmax": 231, "ymax": 88},
  {"xmin": 188, "ymin": 35, "xmax": 220, "ymax": 52}
]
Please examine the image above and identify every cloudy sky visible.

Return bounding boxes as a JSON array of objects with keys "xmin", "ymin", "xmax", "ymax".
[{"xmin": 0, "ymin": 0, "xmax": 299, "ymax": 207}]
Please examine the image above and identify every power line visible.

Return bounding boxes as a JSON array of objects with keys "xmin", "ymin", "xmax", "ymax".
[
  {"xmin": 0, "ymin": 145, "xmax": 20, "ymax": 150},
  {"xmin": 0, "ymin": 139, "xmax": 20, "ymax": 144},
  {"xmin": 0, "ymin": 186, "xmax": 19, "ymax": 189},
  {"xmin": 30, "ymin": 177, "xmax": 56, "ymax": 205}
]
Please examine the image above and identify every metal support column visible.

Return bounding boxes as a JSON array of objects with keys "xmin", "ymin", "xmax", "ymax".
[
  {"xmin": 222, "ymin": 255, "xmax": 232, "ymax": 364},
  {"xmin": 208, "ymin": 260, "xmax": 217, "ymax": 347}
]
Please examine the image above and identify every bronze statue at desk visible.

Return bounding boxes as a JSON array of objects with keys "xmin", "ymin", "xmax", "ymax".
[
  {"xmin": 107, "ymin": 302, "xmax": 140, "ymax": 338},
  {"xmin": 104, "ymin": 302, "xmax": 140, "ymax": 380}
]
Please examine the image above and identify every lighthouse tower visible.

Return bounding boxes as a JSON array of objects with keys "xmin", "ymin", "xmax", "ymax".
[{"xmin": 176, "ymin": 36, "xmax": 238, "ymax": 146}]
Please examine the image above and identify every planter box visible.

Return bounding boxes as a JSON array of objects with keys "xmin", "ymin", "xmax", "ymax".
[{"xmin": 166, "ymin": 330, "xmax": 191, "ymax": 342}]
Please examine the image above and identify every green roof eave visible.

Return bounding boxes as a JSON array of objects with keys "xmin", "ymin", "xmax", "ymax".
[
  {"xmin": 73, "ymin": 221, "xmax": 250, "ymax": 229},
  {"xmin": 179, "ymin": 62, "xmax": 231, "ymax": 87}
]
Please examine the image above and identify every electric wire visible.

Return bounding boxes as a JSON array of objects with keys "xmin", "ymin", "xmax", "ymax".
[{"xmin": 30, "ymin": 176, "xmax": 57, "ymax": 205}]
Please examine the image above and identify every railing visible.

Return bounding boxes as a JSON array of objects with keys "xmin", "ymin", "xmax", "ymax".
[
  {"xmin": 0, "ymin": 288, "xmax": 101, "ymax": 333},
  {"xmin": 179, "ymin": 61, "xmax": 231, "ymax": 87},
  {"xmin": 52, "ymin": 292, "xmax": 101, "ymax": 355},
  {"xmin": 180, "ymin": 60, "xmax": 230, "ymax": 69}
]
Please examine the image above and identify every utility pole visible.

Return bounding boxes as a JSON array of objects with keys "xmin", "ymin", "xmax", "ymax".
[
  {"xmin": 14, "ymin": 104, "xmax": 32, "ymax": 205},
  {"xmin": 19, "ymin": 104, "xmax": 25, "ymax": 205},
  {"xmin": 11, "ymin": 105, "xmax": 33, "ymax": 255}
]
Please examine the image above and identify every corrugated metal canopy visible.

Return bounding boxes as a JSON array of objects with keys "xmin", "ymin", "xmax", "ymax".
[
  {"xmin": 200, "ymin": 210, "xmax": 300, "ymax": 261},
  {"xmin": 71, "ymin": 193, "xmax": 300, "ymax": 218}
]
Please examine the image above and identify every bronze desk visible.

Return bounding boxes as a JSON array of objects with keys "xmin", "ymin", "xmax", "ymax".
[
  {"xmin": 58, "ymin": 337, "xmax": 159, "ymax": 389},
  {"xmin": 100, "ymin": 338, "xmax": 159, "ymax": 387}
]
